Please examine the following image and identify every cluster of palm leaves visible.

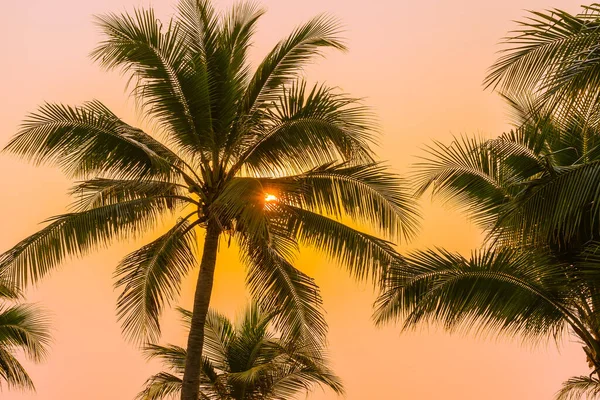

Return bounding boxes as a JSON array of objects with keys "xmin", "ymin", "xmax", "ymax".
[
  {"xmin": 375, "ymin": 4, "xmax": 600, "ymax": 399},
  {"xmin": 138, "ymin": 303, "xmax": 342, "ymax": 400},
  {"xmin": 0, "ymin": 282, "xmax": 50, "ymax": 391},
  {"xmin": 0, "ymin": 0, "xmax": 419, "ymax": 398}
]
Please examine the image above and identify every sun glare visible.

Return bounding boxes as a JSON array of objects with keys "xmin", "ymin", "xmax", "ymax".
[{"xmin": 264, "ymin": 193, "xmax": 278, "ymax": 203}]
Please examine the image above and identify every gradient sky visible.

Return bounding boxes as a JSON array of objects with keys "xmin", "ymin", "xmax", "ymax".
[{"xmin": 0, "ymin": 0, "xmax": 590, "ymax": 399}]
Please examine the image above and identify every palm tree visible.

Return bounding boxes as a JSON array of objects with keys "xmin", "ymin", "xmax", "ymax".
[
  {"xmin": 375, "ymin": 91, "xmax": 600, "ymax": 399},
  {"xmin": 0, "ymin": 281, "xmax": 51, "ymax": 391},
  {"xmin": 138, "ymin": 304, "xmax": 343, "ymax": 400},
  {"xmin": 0, "ymin": 1, "xmax": 419, "ymax": 398}
]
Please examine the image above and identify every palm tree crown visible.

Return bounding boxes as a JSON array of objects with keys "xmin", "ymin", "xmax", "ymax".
[
  {"xmin": 139, "ymin": 304, "xmax": 343, "ymax": 400},
  {"xmin": 0, "ymin": 1, "xmax": 418, "ymax": 398}
]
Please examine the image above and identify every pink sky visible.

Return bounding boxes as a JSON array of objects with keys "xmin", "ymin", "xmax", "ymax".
[{"xmin": 0, "ymin": 0, "xmax": 589, "ymax": 398}]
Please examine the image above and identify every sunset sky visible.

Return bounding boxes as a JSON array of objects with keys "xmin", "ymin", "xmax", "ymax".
[{"xmin": 0, "ymin": 0, "xmax": 589, "ymax": 399}]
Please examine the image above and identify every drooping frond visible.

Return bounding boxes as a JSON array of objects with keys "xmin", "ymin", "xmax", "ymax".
[
  {"xmin": 265, "ymin": 161, "xmax": 419, "ymax": 240},
  {"xmin": 115, "ymin": 218, "xmax": 198, "ymax": 343},
  {"xmin": 137, "ymin": 371, "xmax": 184, "ymax": 400},
  {"xmin": 0, "ymin": 196, "xmax": 178, "ymax": 288},
  {"xmin": 242, "ymin": 240, "xmax": 326, "ymax": 348},
  {"xmin": 556, "ymin": 375, "xmax": 600, "ymax": 400},
  {"xmin": 143, "ymin": 344, "xmax": 187, "ymax": 374},
  {"xmin": 0, "ymin": 304, "xmax": 51, "ymax": 363},
  {"xmin": 374, "ymin": 248, "xmax": 571, "ymax": 343},
  {"xmin": 280, "ymin": 204, "xmax": 402, "ymax": 281},
  {"xmin": 264, "ymin": 362, "xmax": 344, "ymax": 399},
  {"xmin": 0, "ymin": 282, "xmax": 20, "ymax": 301},
  {"xmin": 0, "ymin": 347, "xmax": 35, "ymax": 391},
  {"xmin": 3, "ymin": 101, "xmax": 181, "ymax": 179}
]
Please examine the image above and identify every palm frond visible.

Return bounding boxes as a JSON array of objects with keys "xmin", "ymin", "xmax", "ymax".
[
  {"xmin": 236, "ymin": 82, "xmax": 375, "ymax": 176},
  {"xmin": 374, "ymin": 248, "xmax": 571, "ymax": 343},
  {"xmin": 68, "ymin": 178, "xmax": 189, "ymax": 212},
  {"xmin": 137, "ymin": 371, "xmax": 183, "ymax": 400},
  {"xmin": 485, "ymin": 7, "xmax": 600, "ymax": 94},
  {"xmin": 266, "ymin": 366, "xmax": 344, "ymax": 399},
  {"xmin": 0, "ymin": 304, "xmax": 51, "ymax": 363},
  {"xmin": 242, "ymin": 240, "xmax": 326, "ymax": 348},
  {"xmin": 143, "ymin": 344, "xmax": 187, "ymax": 374},
  {"xmin": 241, "ymin": 15, "xmax": 346, "ymax": 116},
  {"xmin": 0, "ymin": 347, "xmax": 35, "ymax": 391},
  {"xmin": 268, "ymin": 161, "xmax": 419, "ymax": 241},
  {"xmin": 556, "ymin": 375, "xmax": 600, "ymax": 400},
  {"xmin": 414, "ymin": 136, "xmax": 513, "ymax": 226},
  {"xmin": 279, "ymin": 204, "xmax": 402, "ymax": 281},
  {"xmin": 0, "ymin": 196, "xmax": 177, "ymax": 288},
  {"xmin": 3, "ymin": 101, "xmax": 180, "ymax": 179},
  {"xmin": 498, "ymin": 160, "xmax": 600, "ymax": 247},
  {"xmin": 115, "ymin": 218, "xmax": 198, "ymax": 343}
]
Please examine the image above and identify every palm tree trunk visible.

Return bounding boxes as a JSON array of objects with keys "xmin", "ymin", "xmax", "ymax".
[{"xmin": 181, "ymin": 222, "xmax": 221, "ymax": 400}]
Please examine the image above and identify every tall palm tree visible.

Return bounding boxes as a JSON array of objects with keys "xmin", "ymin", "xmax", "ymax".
[
  {"xmin": 0, "ymin": 1, "xmax": 419, "ymax": 398},
  {"xmin": 138, "ymin": 304, "xmax": 343, "ymax": 400},
  {"xmin": 375, "ymin": 92, "xmax": 600, "ymax": 399},
  {"xmin": 0, "ymin": 282, "xmax": 51, "ymax": 391}
]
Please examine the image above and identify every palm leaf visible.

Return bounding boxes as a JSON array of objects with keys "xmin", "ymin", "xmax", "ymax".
[
  {"xmin": 93, "ymin": 8, "xmax": 212, "ymax": 155},
  {"xmin": 0, "ymin": 196, "xmax": 178, "ymax": 288},
  {"xmin": 3, "ymin": 101, "xmax": 180, "ymax": 179},
  {"xmin": 115, "ymin": 218, "xmax": 198, "ymax": 343},
  {"xmin": 0, "ymin": 304, "xmax": 51, "ymax": 363},
  {"xmin": 374, "ymin": 248, "xmax": 572, "ymax": 343},
  {"xmin": 556, "ymin": 375, "xmax": 600, "ymax": 400}
]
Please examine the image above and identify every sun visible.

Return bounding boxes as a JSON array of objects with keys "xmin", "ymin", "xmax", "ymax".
[{"xmin": 264, "ymin": 193, "xmax": 278, "ymax": 203}]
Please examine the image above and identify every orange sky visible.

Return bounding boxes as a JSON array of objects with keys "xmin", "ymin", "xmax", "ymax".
[{"xmin": 0, "ymin": 0, "xmax": 589, "ymax": 399}]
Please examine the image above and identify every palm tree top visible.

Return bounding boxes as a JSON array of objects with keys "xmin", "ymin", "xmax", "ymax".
[{"xmin": 139, "ymin": 304, "xmax": 343, "ymax": 400}]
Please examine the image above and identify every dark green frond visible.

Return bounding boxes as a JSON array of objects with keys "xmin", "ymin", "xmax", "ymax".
[
  {"xmin": 137, "ymin": 371, "xmax": 183, "ymax": 400},
  {"xmin": 556, "ymin": 375, "xmax": 600, "ymax": 400},
  {"xmin": 241, "ymin": 15, "xmax": 346, "ymax": 116},
  {"xmin": 485, "ymin": 7, "xmax": 600, "ymax": 93},
  {"xmin": 499, "ymin": 160, "xmax": 600, "ymax": 247},
  {"xmin": 93, "ymin": 9, "xmax": 212, "ymax": 155},
  {"xmin": 0, "ymin": 304, "xmax": 51, "ymax": 363},
  {"xmin": 202, "ymin": 309, "xmax": 235, "ymax": 370},
  {"xmin": 236, "ymin": 82, "xmax": 375, "ymax": 176},
  {"xmin": 374, "ymin": 248, "xmax": 571, "ymax": 343},
  {"xmin": 115, "ymin": 218, "xmax": 198, "ymax": 343},
  {"xmin": 268, "ymin": 161, "xmax": 419, "ymax": 241},
  {"xmin": 3, "ymin": 102, "xmax": 180, "ymax": 179},
  {"xmin": 414, "ymin": 136, "xmax": 512, "ymax": 226},
  {"xmin": 68, "ymin": 178, "xmax": 189, "ymax": 212},
  {"xmin": 242, "ymin": 241, "xmax": 326, "ymax": 347},
  {"xmin": 280, "ymin": 205, "xmax": 401, "ymax": 281},
  {"xmin": 0, "ymin": 196, "xmax": 178, "ymax": 288},
  {"xmin": 144, "ymin": 344, "xmax": 187, "ymax": 374},
  {"xmin": 0, "ymin": 348, "xmax": 35, "ymax": 391}
]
